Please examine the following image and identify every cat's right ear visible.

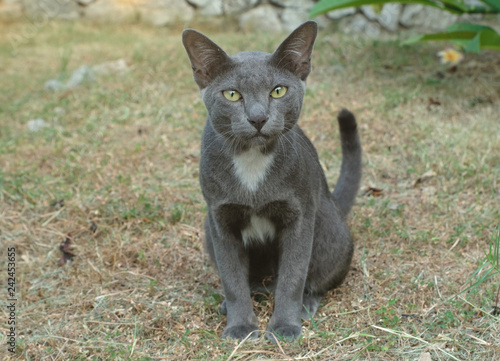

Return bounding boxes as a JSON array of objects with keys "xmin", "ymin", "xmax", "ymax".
[
  {"xmin": 182, "ymin": 29, "xmax": 232, "ymax": 89},
  {"xmin": 271, "ymin": 21, "xmax": 318, "ymax": 81}
]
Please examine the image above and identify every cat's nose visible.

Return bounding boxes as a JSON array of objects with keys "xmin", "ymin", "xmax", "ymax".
[
  {"xmin": 248, "ymin": 115, "xmax": 267, "ymax": 131},
  {"xmin": 247, "ymin": 105, "xmax": 267, "ymax": 131}
]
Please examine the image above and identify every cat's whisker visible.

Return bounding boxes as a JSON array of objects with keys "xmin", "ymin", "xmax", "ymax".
[{"xmin": 277, "ymin": 135, "xmax": 288, "ymax": 165}]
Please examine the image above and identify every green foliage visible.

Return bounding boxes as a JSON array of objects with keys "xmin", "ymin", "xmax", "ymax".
[
  {"xmin": 170, "ymin": 202, "xmax": 184, "ymax": 224},
  {"xmin": 310, "ymin": 0, "xmax": 500, "ymax": 53},
  {"xmin": 404, "ymin": 23, "xmax": 500, "ymax": 52},
  {"xmin": 462, "ymin": 221, "xmax": 500, "ymax": 296},
  {"xmin": 376, "ymin": 298, "xmax": 401, "ymax": 327}
]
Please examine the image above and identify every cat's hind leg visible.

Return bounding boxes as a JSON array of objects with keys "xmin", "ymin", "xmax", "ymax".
[
  {"xmin": 301, "ymin": 291, "xmax": 322, "ymax": 319},
  {"xmin": 304, "ymin": 200, "xmax": 354, "ymax": 315}
]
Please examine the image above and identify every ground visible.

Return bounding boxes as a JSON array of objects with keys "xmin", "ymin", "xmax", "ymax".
[{"xmin": 0, "ymin": 20, "xmax": 499, "ymax": 360}]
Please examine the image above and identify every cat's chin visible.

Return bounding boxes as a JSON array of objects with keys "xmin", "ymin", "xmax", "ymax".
[{"xmin": 247, "ymin": 134, "xmax": 273, "ymax": 148}]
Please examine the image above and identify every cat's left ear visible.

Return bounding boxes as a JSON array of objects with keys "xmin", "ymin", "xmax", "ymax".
[
  {"xmin": 182, "ymin": 29, "xmax": 232, "ymax": 89},
  {"xmin": 271, "ymin": 21, "xmax": 318, "ymax": 81}
]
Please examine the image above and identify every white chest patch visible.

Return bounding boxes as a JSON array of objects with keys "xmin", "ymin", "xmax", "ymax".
[
  {"xmin": 232, "ymin": 148, "xmax": 274, "ymax": 192},
  {"xmin": 242, "ymin": 215, "xmax": 276, "ymax": 247}
]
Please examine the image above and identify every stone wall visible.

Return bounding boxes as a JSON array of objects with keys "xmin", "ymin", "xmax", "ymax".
[{"xmin": 0, "ymin": 0, "xmax": 493, "ymax": 35}]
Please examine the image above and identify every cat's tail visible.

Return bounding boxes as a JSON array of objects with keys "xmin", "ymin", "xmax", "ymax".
[{"xmin": 332, "ymin": 109, "xmax": 362, "ymax": 218}]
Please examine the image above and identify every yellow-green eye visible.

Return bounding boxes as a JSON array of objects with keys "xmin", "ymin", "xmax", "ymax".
[
  {"xmin": 223, "ymin": 90, "xmax": 242, "ymax": 101},
  {"xmin": 270, "ymin": 86, "xmax": 287, "ymax": 98}
]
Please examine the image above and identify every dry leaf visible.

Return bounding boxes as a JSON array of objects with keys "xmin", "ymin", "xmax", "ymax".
[
  {"xmin": 427, "ymin": 98, "xmax": 441, "ymax": 111},
  {"xmin": 59, "ymin": 235, "xmax": 75, "ymax": 265},
  {"xmin": 363, "ymin": 186, "xmax": 383, "ymax": 197},
  {"xmin": 50, "ymin": 199, "xmax": 65, "ymax": 209},
  {"xmin": 89, "ymin": 221, "xmax": 98, "ymax": 233},
  {"xmin": 428, "ymin": 98, "xmax": 441, "ymax": 106}
]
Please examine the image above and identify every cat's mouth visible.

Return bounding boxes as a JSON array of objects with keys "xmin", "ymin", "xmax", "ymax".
[{"xmin": 248, "ymin": 132, "xmax": 271, "ymax": 146}]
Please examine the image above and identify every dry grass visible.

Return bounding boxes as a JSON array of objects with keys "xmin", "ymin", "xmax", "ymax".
[{"xmin": 0, "ymin": 20, "xmax": 499, "ymax": 360}]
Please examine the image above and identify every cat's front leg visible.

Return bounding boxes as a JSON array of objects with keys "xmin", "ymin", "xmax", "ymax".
[
  {"xmin": 215, "ymin": 240, "xmax": 259, "ymax": 340},
  {"xmin": 208, "ymin": 211, "xmax": 259, "ymax": 340},
  {"xmin": 220, "ymin": 274, "xmax": 259, "ymax": 340},
  {"xmin": 266, "ymin": 216, "xmax": 315, "ymax": 342}
]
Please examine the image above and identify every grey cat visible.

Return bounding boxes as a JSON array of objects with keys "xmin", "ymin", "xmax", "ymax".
[{"xmin": 182, "ymin": 21, "xmax": 362, "ymax": 342}]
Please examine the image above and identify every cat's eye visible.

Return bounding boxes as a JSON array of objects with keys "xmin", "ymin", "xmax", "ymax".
[
  {"xmin": 223, "ymin": 90, "xmax": 242, "ymax": 101},
  {"xmin": 270, "ymin": 86, "xmax": 287, "ymax": 98}
]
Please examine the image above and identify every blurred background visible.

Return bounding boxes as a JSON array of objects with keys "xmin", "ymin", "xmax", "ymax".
[{"xmin": 1, "ymin": 0, "xmax": 494, "ymax": 34}]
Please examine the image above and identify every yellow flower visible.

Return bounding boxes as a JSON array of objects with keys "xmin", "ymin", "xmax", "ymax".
[{"xmin": 437, "ymin": 48, "xmax": 464, "ymax": 65}]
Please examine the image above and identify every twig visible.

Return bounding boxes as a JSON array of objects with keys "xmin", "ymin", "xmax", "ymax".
[
  {"xmin": 87, "ymin": 259, "xmax": 104, "ymax": 280},
  {"xmin": 307, "ymin": 330, "xmax": 376, "ymax": 359},
  {"xmin": 114, "ymin": 270, "xmax": 161, "ymax": 281},
  {"xmin": 448, "ymin": 238, "xmax": 460, "ymax": 252},
  {"xmin": 434, "ymin": 275, "xmax": 442, "ymax": 299},
  {"xmin": 226, "ymin": 330, "xmax": 295, "ymax": 361},
  {"xmin": 263, "ymin": 331, "xmax": 292, "ymax": 360},
  {"xmin": 414, "ymin": 269, "xmax": 425, "ymax": 285},
  {"xmin": 86, "ymin": 320, "xmax": 137, "ymax": 325},
  {"xmin": 94, "ymin": 290, "xmax": 129, "ymax": 301},
  {"xmin": 464, "ymin": 332, "xmax": 490, "ymax": 346},
  {"xmin": 41, "ymin": 207, "xmax": 65, "ymax": 227},
  {"xmin": 129, "ymin": 323, "xmax": 138, "ymax": 358},
  {"xmin": 458, "ymin": 295, "xmax": 499, "ymax": 320}
]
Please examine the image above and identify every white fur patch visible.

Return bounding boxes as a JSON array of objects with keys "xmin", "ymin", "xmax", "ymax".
[
  {"xmin": 242, "ymin": 215, "xmax": 275, "ymax": 247},
  {"xmin": 233, "ymin": 147, "xmax": 274, "ymax": 192}
]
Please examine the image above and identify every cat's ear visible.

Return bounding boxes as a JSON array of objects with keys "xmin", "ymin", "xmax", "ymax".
[
  {"xmin": 271, "ymin": 21, "xmax": 318, "ymax": 81},
  {"xmin": 182, "ymin": 29, "xmax": 232, "ymax": 89}
]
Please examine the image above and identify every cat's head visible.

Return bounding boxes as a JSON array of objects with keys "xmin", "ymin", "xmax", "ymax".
[{"xmin": 182, "ymin": 21, "xmax": 317, "ymax": 151}]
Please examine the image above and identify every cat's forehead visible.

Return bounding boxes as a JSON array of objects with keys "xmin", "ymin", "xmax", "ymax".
[
  {"xmin": 225, "ymin": 51, "xmax": 282, "ymax": 86},
  {"xmin": 231, "ymin": 51, "xmax": 271, "ymax": 63},
  {"xmin": 230, "ymin": 51, "xmax": 273, "ymax": 74}
]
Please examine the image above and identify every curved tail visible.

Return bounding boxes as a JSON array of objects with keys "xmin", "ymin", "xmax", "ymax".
[{"xmin": 332, "ymin": 109, "xmax": 362, "ymax": 218}]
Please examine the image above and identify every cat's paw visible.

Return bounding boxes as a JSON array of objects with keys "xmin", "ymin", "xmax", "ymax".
[
  {"xmin": 222, "ymin": 324, "xmax": 259, "ymax": 340},
  {"xmin": 301, "ymin": 294, "xmax": 321, "ymax": 319},
  {"xmin": 266, "ymin": 323, "xmax": 302, "ymax": 342},
  {"xmin": 220, "ymin": 300, "xmax": 227, "ymax": 315}
]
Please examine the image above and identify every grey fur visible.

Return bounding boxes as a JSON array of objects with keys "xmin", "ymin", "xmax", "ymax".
[{"xmin": 182, "ymin": 21, "xmax": 362, "ymax": 342}]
